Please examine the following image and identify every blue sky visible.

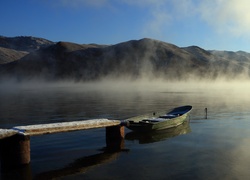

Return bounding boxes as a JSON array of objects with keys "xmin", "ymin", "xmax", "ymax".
[{"xmin": 1, "ymin": 0, "xmax": 250, "ymax": 52}]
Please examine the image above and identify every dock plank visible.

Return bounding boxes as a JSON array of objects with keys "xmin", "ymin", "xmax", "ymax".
[
  {"xmin": 13, "ymin": 119, "xmax": 121, "ymax": 136},
  {"xmin": 0, "ymin": 129, "xmax": 18, "ymax": 139}
]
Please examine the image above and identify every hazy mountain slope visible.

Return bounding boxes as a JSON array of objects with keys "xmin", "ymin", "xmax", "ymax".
[
  {"xmin": 0, "ymin": 38, "xmax": 209, "ymax": 80},
  {"xmin": 0, "ymin": 47, "xmax": 28, "ymax": 64},
  {"xmin": 210, "ymin": 50, "xmax": 250, "ymax": 64},
  {"xmin": 0, "ymin": 41, "xmax": 106, "ymax": 80},
  {"xmin": 182, "ymin": 46, "xmax": 215, "ymax": 62},
  {"xmin": 1, "ymin": 37, "xmax": 250, "ymax": 81},
  {"xmin": 0, "ymin": 36, "xmax": 54, "ymax": 52},
  {"xmin": 0, "ymin": 35, "xmax": 54, "ymax": 66},
  {"xmin": 98, "ymin": 38, "xmax": 209, "ymax": 79},
  {"xmin": 209, "ymin": 50, "xmax": 250, "ymax": 78}
]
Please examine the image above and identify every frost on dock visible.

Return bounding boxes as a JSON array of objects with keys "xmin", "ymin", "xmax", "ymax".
[
  {"xmin": 0, "ymin": 129, "xmax": 18, "ymax": 139},
  {"xmin": 13, "ymin": 119, "xmax": 121, "ymax": 136}
]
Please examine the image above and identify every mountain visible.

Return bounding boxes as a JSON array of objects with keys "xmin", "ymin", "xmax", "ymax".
[
  {"xmin": 0, "ymin": 47, "xmax": 28, "ymax": 64},
  {"xmin": 0, "ymin": 36, "xmax": 250, "ymax": 81},
  {"xmin": 0, "ymin": 36, "xmax": 54, "ymax": 65},
  {"xmin": 0, "ymin": 36, "xmax": 54, "ymax": 52}
]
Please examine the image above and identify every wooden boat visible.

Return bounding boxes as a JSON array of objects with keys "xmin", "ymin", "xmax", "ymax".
[
  {"xmin": 125, "ymin": 120, "xmax": 191, "ymax": 144},
  {"xmin": 125, "ymin": 105, "xmax": 192, "ymax": 132}
]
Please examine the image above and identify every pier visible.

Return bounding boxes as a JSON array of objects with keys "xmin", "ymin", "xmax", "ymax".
[
  {"xmin": 0, "ymin": 129, "xmax": 18, "ymax": 139},
  {"xmin": 0, "ymin": 119, "xmax": 124, "ymax": 167}
]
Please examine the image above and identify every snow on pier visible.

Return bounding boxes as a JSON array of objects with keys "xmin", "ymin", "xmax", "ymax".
[
  {"xmin": 0, "ymin": 129, "xmax": 18, "ymax": 139},
  {"xmin": 0, "ymin": 119, "xmax": 123, "ymax": 166},
  {"xmin": 12, "ymin": 119, "xmax": 121, "ymax": 136}
]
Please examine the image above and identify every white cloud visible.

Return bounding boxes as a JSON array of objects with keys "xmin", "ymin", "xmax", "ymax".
[
  {"xmin": 121, "ymin": 0, "xmax": 174, "ymax": 38},
  {"xmin": 54, "ymin": 0, "xmax": 250, "ymax": 39},
  {"xmin": 142, "ymin": 9, "xmax": 171, "ymax": 38},
  {"xmin": 120, "ymin": 0, "xmax": 199, "ymax": 39},
  {"xmin": 198, "ymin": 0, "xmax": 250, "ymax": 37},
  {"xmin": 123, "ymin": 0, "xmax": 250, "ymax": 38}
]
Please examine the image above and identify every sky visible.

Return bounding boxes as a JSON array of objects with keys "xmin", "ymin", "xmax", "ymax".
[{"xmin": 1, "ymin": 0, "xmax": 250, "ymax": 52}]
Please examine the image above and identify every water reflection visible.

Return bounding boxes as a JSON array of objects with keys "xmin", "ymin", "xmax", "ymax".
[
  {"xmin": 0, "ymin": 164, "xmax": 32, "ymax": 180},
  {"xmin": 34, "ymin": 147, "xmax": 126, "ymax": 180},
  {"xmin": 1, "ymin": 138, "xmax": 127, "ymax": 180},
  {"xmin": 125, "ymin": 121, "xmax": 191, "ymax": 144}
]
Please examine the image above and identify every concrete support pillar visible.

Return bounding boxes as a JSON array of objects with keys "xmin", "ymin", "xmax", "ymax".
[
  {"xmin": 0, "ymin": 134, "xmax": 30, "ymax": 168},
  {"xmin": 106, "ymin": 125, "xmax": 125, "ymax": 151}
]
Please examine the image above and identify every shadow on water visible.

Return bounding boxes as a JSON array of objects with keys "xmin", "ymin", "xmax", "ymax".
[
  {"xmin": 125, "ymin": 121, "xmax": 191, "ymax": 144},
  {"xmin": 1, "ymin": 138, "xmax": 128, "ymax": 180},
  {"xmin": 0, "ymin": 164, "xmax": 32, "ymax": 180},
  {"xmin": 0, "ymin": 123, "xmax": 190, "ymax": 180},
  {"xmin": 33, "ymin": 147, "xmax": 128, "ymax": 180}
]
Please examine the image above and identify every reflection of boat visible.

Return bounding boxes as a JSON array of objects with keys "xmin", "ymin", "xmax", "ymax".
[
  {"xmin": 125, "ymin": 121, "xmax": 191, "ymax": 144},
  {"xmin": 125, "ymin": 105, "xmax": 192, "ymax": 132}
]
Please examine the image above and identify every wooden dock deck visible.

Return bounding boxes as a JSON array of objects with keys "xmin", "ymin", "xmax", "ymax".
[
  {"xmin": 0, "ymin": 119, "xmax": 123, "ymax": 166},
  {"xmin": 12, "ymin": 119, "xmax": 121, "ymax": 136}
]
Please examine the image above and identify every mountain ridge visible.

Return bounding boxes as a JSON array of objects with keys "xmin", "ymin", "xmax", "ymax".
[{"xmin": 1, "ymin": 36, "xmax": 250, "ymax": 81}]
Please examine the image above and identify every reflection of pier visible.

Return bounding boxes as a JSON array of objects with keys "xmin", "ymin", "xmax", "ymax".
[
  {"xmin": 0, "ymin": 119, "xmax": 124, "ymax": 168},
  {"xmin": 125, "ymin": 121, "xmax": 191, "ymax": 144},
  {"xmin": 1, "ymin": 138, "xmax": 126, "ymax": 180},
  {"xmin": 0, "ymin": 119, "xmax": 192, "ymax": 179},
  {"xmin": 34, "ymin": 146, "xmax": 127, "ymax": 180}
]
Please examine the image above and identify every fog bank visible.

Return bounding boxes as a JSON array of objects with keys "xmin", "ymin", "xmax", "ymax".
[{"xmin": 0, "ymin": 78, "xmax": 250, "ymax": 95}]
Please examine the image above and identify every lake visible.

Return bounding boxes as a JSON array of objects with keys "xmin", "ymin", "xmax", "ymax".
[{"xmin": 1, "ymin": 81, "xmax": 250, "ymax": 180}]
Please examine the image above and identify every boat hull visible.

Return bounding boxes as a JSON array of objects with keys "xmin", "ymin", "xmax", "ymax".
[
  {"xmin": 125, "ymin": 105, "xmax": 192, "ymax": 132},
  {"xmin": 125, "ymin": 120, "xmax": 191, "ymax": 144}
]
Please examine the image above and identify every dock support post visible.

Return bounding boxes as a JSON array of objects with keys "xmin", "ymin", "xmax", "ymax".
[
  {"xmin": 106, "ymin": 125, "xmax": 124, "ymax": 151},
  {"xmin": 0, "ymin": 134, "xmax": 30, "ymax": 168}
]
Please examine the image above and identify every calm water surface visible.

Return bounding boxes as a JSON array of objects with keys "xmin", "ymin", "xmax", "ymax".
[{"xmin": 1, "ymin": 83, "xmax": 250, "ymax": 180}]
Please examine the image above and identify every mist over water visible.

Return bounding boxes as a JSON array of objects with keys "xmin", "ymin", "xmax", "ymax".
[
  {"xmin": 1, "ymin": 78, "xmax": 250, "ymax": 98},
  {"xmin": 1, "ymin": 79, "xmax": 250, "ymax": 126}
]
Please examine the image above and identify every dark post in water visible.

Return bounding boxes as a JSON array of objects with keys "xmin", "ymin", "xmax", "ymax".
[
  {"xmin": 0, "ymin": 134, "xmax": 30, "ymax": 168},
  {"xmin": 106, "ymin": 125, "xmax": 125, "ymax": 151}
]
